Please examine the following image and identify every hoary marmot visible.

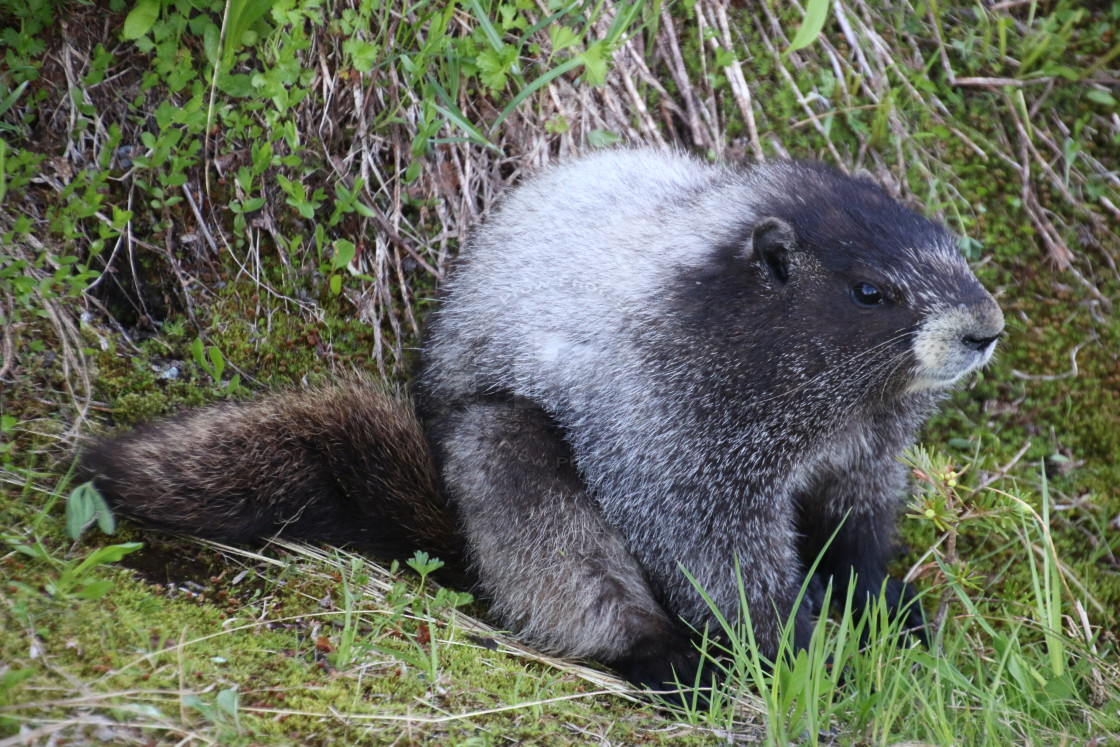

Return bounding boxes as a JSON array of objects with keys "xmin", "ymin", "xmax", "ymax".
[{"xmin": 82, "ymin": 148, "xmax": 1004, "ymax": 695}]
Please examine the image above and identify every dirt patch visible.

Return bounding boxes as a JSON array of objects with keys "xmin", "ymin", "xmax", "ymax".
[{"xmin": 117, "ymin": 535, "xmax": 221, "ymax": 588}]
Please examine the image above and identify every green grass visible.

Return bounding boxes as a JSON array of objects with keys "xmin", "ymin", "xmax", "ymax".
[
  {"xmin": 672, "ymin": 446, "xmax": 1120, "ymax": 744},
  {"xmin": 1, "ymin": 0, "xmax": 1118, "ymax": 743}
]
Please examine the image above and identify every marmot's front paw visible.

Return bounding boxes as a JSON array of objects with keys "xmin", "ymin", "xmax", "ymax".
[{"xmin": 610, "ymin": 628, "xmax": 717, "ymax": 708}]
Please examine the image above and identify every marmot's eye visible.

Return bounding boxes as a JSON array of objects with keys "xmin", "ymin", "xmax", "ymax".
[{"xmin": 851, "ymin": 282, "xmax": 884, "ymax": 307}]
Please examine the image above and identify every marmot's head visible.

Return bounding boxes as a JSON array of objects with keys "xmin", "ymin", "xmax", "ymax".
[{"xmin": 671, "ymin": 161, "xmax": 1004, "ymax": 402}]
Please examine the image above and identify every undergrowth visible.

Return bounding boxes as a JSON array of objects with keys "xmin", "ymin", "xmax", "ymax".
[{"xmin": 1, "ymin": 0, "xmax": 1117, "ymax": 744}]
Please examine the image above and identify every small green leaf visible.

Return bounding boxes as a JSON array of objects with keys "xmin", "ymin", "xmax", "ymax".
[
  {"xmin": 202, "ymin": 19, "xmax": 220, "ymax": 66},
  {"xmin": 72, "ymin": 542, "xmax": 143, "ymax": 576},
  {"xmin": 332, "ymin": 239, "xmax": 356, "ymax": 271},
  {"xmin": 207, "ymin": 345, "xmax": 225, "ymax": 379},
  {"xmin": 579, "ymin": 41, "xmax": 609, "ymax": 86},
  {"xmin": 0, "ymin": 80, "xmax": 28, "ymax": 117},
  {"xmin": 97, "ymin": 502, "xmax": 116, "ymax": 535},
  {"xmin": 216, "ymin": 688, "xmax": 240, "ymax": 718},
  {"xmin": 66, "ymin": 483, "xmax": 115, "ymax": 540},
  {"xmin": 587, "ymin": 129, "xmax": 621, "ymax": 148},
  {"xmin": 787, "ymin": 0, "xmax": 830, "ymax": 54},
  {"xmin": 74, "ymin": 579, "xmax": 114, "ymax": 600},
  {"xmin": 476, "ymin": 45, "xmax": 517, "ymax": 93},
  {"xmin": 66, "ymin": 484, "xmax": 93, "ymax": 540},
  {"xmin": 190, "ymin": 337, "xmax": 207, "ymax": 369},
  {"xmin": 549, "ymin": 25, "xmax": 580, "ymax": 53},
  {"xmin": 122, "ymin": 0, "xmax": 161, "ymax": 41},
  {"xmin": 343, "ymin": 39, "xmax": 380, "ymax": 73},
  {"xmin": 10, "ymin": 542, "xmax": 52, "ymax": 562},
  {"xmin": 218, "ymin": 73, "xmax": 256, "ymax": 98},
  {"xmin": 1086, "ymin": 89, "xmax": 1117, "ymax": 108},
  {"xmin": 407, "ymin": 550, "xmax": 445, "ymax": 576}
]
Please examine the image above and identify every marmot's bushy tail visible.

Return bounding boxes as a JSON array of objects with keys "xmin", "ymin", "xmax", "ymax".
[{"xmin": 79, "ymin": 382, "xmax": 464, "ymax": 569}]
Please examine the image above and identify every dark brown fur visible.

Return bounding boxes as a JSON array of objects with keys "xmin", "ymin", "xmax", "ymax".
[{"xmin": 82, "ymin": 382, "xmax": 464, "ymax": 571}]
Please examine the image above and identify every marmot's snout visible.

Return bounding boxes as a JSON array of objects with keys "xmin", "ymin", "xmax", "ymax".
[
  {"xmin": 909, "ymin": 295, "xmax": 1004, "ymax": 393},
  {"xmin": 959, "ymin": 297, "xmax": 1004, "ymax": 352}
]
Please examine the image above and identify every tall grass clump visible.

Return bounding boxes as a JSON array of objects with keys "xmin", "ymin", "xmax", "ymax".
[{"xmin": 676, "ymin": 445, "xmax": 1118, "ymax": 744}]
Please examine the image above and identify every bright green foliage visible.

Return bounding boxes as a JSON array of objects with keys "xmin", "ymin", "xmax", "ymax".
[{"xmin": 6, "ymin": 535, "xmax": 143, "ymax": 602}]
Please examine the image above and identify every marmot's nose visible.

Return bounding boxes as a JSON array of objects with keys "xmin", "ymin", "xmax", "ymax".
[{"xmin": 961, "ymin": 333, "xmax": 1000, "ymax": 352}]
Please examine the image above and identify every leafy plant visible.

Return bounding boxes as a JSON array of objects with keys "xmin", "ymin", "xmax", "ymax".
[
  {"xmin": 190, "ymin": 337, "xmax": 242, "ymax": 395},
  {"xmin": 183, "ymin": 686, "xmax": 242, "ymax": 739},
  {"xmin": 6, "ymin": 537, "xmax": 142, "ymax": 601},
  {"xmin": 370, "ymin": 551, "xmax": 474, "ymax": 682},
  {"xmin": 65, "ymin": 482, "xmax": 116, "ymax": 541}
]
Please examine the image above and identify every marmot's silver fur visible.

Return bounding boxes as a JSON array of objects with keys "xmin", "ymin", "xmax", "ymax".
[{"xmin": 81, "ymin": 148, "xmax": 1004, "ymax": 695}]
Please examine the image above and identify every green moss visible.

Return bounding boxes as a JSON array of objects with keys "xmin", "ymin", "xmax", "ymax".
[{"xmin": 2, "ymin": 527, "xmax": 723, "ymax": 743}]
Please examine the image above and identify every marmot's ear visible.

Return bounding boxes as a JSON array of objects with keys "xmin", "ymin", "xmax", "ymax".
[{"xmin": 753, "ymin": 217, "xmax": 799, "ymax": 285}]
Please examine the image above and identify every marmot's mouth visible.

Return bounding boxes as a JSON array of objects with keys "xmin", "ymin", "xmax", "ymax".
[
  {"xmin": 907, "ymin": 339, "xmax": 999, "ymax": 393},
  {"xmin": 906, "ymin": 371, "xmax": 969, "ymax": 393}
]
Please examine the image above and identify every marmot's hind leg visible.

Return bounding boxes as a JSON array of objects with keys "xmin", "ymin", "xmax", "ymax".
[{"xmin": 430, "ymin": 399, "xmax": 705, "ymax": 693}]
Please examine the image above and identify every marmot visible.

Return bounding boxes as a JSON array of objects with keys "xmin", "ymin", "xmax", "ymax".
[{"xmin": 81, "ymin": 148, "xmax": 1004, "ymax": 696}]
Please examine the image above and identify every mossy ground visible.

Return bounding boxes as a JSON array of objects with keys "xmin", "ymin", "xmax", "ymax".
[{"xmin": 1, "ymin": 0, "xmax": 1118, "ymax": 744}]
